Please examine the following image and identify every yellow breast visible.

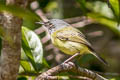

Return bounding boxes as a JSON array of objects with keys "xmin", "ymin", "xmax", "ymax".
[{"xmin": 51, "ymin": 33, "xmax": 88, "ymax": 55}]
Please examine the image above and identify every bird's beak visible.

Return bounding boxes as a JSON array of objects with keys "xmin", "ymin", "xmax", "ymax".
[{"xmin": 35, "ymin": 21, "xmax": 44, "ymax": 25}]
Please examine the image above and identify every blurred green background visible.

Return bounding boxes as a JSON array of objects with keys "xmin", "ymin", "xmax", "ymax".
[{"xmin": 0, "ymin": 0, "xmax": 120, "ymax": 80}]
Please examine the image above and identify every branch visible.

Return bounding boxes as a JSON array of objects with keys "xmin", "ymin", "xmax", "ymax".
[
  {"xmin": 34, "ymin": 8, "xmax": 51, "ymax": 43},
  {"xmin": 36, "ymin": 75, "xmax": 92, "ymax": 80},
  {"xmin": 71, "ymin": 18, "xmax": 93, "ymax": 28},
  {"xmin": 35, "ymin": 9, "xmax": 48, "ymax": 22},
  {"xmin": 19, "ymin": 72, "xmax": 92, "ymax": 80},
  {"xmin": 36, "ymin": 62, "xmax": 108, "ymax": 80},
  {"xmin": 0, "ymin": 0, "xmax": 29, "ymax": 80},
  {"xmin": 64, "ymin": 16, "xmax": 87, "ymax": 24}
]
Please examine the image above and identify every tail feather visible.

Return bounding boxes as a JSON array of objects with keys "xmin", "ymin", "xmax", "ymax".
[
  {"xmin": 91, "ymin": 52, "xmax": 108, "ymax": 66},
  {"xmin": 86, "ymin": 45, "xmax": 108, "ymax": 66}
]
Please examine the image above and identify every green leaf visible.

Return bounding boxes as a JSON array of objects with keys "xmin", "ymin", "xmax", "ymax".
[
  {"xmin": 86, "ymin": 1, "xmax": 114, "ymax": 19},
  {"xmin": 76, "ymin": 0, "xmax": 87, "ymax": 15},
  {"xmin": 20, "ymin": 49, "xmax": 35, "ymax": 73},
  {"xmin": 17, "ymin": 76, "xmax": 27, "ymax": 80},
  {"xmin": 22, "ymin": 27, "xmax": 43, "ymax": 72},
  {"xmin": 0, "ymin": 4, "xmax": 40, "ymax": 29},
  {"xmin": 0, "ymin": 4, "xmax": 39, "ymax": 21},
  {"xmin": 109, "ymin": 0, "xmax": 119, "ymax": 16},
  {"xmin": 20, "ymin": 60, "xmax": 31, "ymax": 72},
  {"xmin": 86, "ymin": 1, "xmax": 120, "ymax": 36},
  {"xmin": 110, "ymin": 77, "xmax": 120, "ymax": 80},
  {"xmin": 21, "ymin": 48, "xmax": 29, "ymax": 61},
  {"xmin": 109, "ymin": 0, "xmax": 120, "ymax": 25},
  {"xmin": 88, "ymin": 13, "xmax": 120, "ymax": 36},
  {"xmin": 0, "ymin": 0, "xmax": 5, "ymax": 4},
  {"xmin": 42, "ymin": 58, "xmax": 49, "ymax": 68}
]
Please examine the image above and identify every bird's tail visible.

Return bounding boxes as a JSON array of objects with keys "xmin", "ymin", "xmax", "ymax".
[{"xmin": 91, "ymin": 52, "xmax": 108, "ymax": 66}]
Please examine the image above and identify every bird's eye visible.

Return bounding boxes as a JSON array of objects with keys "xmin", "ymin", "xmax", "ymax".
[
  {"xmin": 52, "ymin": 24, "xmax": 55, "ymax": 28},
  {"xmin": 49, "ymin": 23, "xmax": 52, "ymax": 25},
  {"xmin": 49, "ymin": 23, "xmax": 53, "ymax": 27}
]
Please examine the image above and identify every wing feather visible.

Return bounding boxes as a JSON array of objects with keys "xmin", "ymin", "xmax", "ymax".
[
  {"xmin": 55, "ymin": 27, "xmax": 108, "ymax": 65},
  {"xmin": 56, "ymin": 27, "xmax": 92, "ymax": 50}
]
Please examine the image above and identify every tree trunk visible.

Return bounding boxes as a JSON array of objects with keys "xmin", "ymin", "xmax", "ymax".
[{"xmin": 0, "ymin": 0, "xmax": 29, "ymax": 80}]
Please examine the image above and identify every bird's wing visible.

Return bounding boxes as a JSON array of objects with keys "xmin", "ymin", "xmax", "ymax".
[
  {"xmin": 56, "ymin": 27, "xmax": 93, "ymax": 50},
  {"xmin": 56, "ymin": 27, "xmax": 108, "ymax": 65}
]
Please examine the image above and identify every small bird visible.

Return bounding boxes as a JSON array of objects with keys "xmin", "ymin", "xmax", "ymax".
[{"xmin": 37, "ymin": 19, "xmax": 108, "ymax": 65}]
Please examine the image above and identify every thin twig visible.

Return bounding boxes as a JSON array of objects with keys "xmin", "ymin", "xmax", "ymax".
[
  {"xmin": 35, "ymin": 9, "xmax": 48, "ymax": 22},
  {"xmin": 64, "ymin": 16, "xmax": 87, "ymax": 24},
  {"xmin": 35, "ymin": 9, "xmax": 51, "ymax": 43},
  {"xmin": 71, "ymin": 18, "xmax": 93, "ymax": 28},
  {"xmin": 63, "ymin": 53, "xmax": 80, "ymax": 63},
  {"xmin": 34, "ymin": 26, "xmax": 45, "ymax": 34},
  {"xmin": 35, "ymin": 62, "xmax": 108, "ymax": 80}
]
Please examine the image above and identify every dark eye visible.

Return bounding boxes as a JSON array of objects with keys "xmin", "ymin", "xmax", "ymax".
[
  {"xmin": 52, "ymin": 25, "xmax": 55, "ymax": 28},
  {"xmin": 49, "ymin": 23, "xmax": 52, "ymax": 25},
  {"xmin": 44, "ymin": 22, "xmax": 49, "ymax": 26},
  {"xmin": 49, "ymin": 23, "xmax": 53, "ymax": 27}
]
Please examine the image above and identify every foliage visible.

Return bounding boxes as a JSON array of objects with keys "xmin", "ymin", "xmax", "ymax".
[
  {"xmin": 109, "ymin": 0, "xmax": 120, "ymax": 24},
  {"xmin": 21, "ymin": 27, "xmax": 48, "ymax": 73},
  {"xmin": 76, "ymin": 0, "xmax": 120, "ymax": 37},
  {"xmin": 0, "ymin": 4, "xmax": 40, "ymax": 29}
]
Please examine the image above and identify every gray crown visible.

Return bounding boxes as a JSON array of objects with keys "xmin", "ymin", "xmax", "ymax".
[{"xmin": 48, "ymin": 19, "xmax": 70, "ymax": 34}]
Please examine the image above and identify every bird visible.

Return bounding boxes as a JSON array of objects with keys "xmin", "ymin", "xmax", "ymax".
[{"xmin": 36, "ymin": 19, "xmax": 108, "ymax": 65}]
